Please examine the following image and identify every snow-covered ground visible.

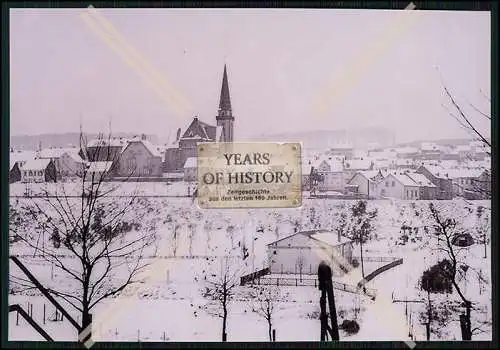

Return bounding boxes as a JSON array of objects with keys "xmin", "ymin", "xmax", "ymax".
[{"xmin": 8, "ymin": 184, "xmax": 492, "ymax": 342}]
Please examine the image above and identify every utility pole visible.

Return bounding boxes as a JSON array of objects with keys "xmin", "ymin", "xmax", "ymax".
[{"xmin": 318, "ymin": 261, "xmax": 339, "ymax": 341}]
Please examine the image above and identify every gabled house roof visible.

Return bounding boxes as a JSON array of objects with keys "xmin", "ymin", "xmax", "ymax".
[
  {"xmin": 22, "ymin": 159, "xmax": 52, "ymax": 171},
  {"xmin": 131, "ymin": 139, "xmax": 162, "ymax": 157},
  {"xmin": 405, "ymin": 173, "xmax": 437, "ymax": 187},
  {"xmin": 10, "ymin": 150, "xmax": 36, "ymax": 170}
]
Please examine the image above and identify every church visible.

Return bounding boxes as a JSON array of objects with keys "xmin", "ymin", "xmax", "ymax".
[{"xmin": 164, "ymin": 64, "xmax": 235, "ymax": 173}]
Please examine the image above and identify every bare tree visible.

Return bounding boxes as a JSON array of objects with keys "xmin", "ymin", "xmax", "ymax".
[
  {"xmin": 198, "ymin": 253, "xmax": 246, "ymax": 342},
  {"xmin": 425, "ymin": 202, "xmax": 490, "ymax": 340},
  {"xmin": 247, "ymin": 285, "xmax": 284, "ymax": 341},
  {"xmin": 438, "ymin": 68, "xmax": 491, "ymax": 150},
  {"xmin": 9, "ymin": 131, "xmax": 158, "ymax": 332}
]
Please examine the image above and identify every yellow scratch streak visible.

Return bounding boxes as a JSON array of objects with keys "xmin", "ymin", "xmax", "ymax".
[
  {"xmin": 80, "ymin": 11, "xmax": 190, "ymax": 120},
  {"xmin": 314, "ymin": 4, "xmax": 421, "ymax": 116}
]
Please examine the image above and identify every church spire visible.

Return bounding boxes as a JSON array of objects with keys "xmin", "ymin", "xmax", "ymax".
[{"xmin": 219, "ymin": 64, "xmax": 232, "ymax": 111}]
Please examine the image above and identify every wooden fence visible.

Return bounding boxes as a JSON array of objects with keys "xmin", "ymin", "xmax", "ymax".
[
  {"xmin": 249, "ymin": 276, "xmax": 377, "ymax": 299},
  {"xmin": 362, "ymin": 258, "xmax": 403, "ymax": 284},
  {"xmin": 240, "ymin": 267, "xmax": 270, "ymax": 286}
]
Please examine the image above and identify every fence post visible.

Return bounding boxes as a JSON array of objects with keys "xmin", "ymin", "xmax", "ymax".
[
  {"xmin": 277, "ymin": 278, "xmax": 279, "ymax": 286},
  {"xmin": 43, "ymin": 304, "xmax": 46, "ymax": 324},
  {"xmin": 30, "ymin": 303, "xmax": 33, "ymax": 318},
  {"xmin": 16, "ymin": 310, "xmax": 19, "ymax": 326},
  {"xmin": 296, "ymin": 279, "xmax": 297, "ymax": 286},
  {"xmin": 272, "ymin": 329, "xmax": 276, "ymax": 342}
]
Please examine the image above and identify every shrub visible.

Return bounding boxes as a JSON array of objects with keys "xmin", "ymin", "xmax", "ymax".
[
  {"xmin": 340, "ymin": 319, "xmax": 360, "ymax": 335},
  {"xmin": 420, "ymin": 259, "xmax": 453, "ymax": 294}
]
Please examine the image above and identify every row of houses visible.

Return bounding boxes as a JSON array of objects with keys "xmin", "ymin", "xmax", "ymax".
[
  {"xmin": 9, "ymin": 134, "xmax": 166, "ymax": 183},
  {"xmin": 319, "ymin": 165, "xmax": 490, "ymax": 200}
]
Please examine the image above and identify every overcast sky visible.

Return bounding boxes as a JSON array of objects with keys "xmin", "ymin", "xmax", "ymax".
[{"xmin": 10, "ymin": 8, "xmax": 490, "ymax": 144}]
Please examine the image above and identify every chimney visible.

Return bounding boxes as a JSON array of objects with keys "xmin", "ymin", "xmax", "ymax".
[{"xmin": 193, "ymin": 116, "xmax": 198, "ymax": 121}]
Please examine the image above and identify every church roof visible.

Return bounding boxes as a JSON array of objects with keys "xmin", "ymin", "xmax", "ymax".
[
  {"xmin": 181, "ymin": 117, "xmax": 216, "ymax": 141},
  {"xmin": 219, "ymin": 64, "xmax": 231, "ymax": 111}
]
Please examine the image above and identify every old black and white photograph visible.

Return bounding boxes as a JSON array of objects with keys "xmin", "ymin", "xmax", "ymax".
[{"xmin": 8, "ymin": 6, "xmax": 491, "ymax": 344}]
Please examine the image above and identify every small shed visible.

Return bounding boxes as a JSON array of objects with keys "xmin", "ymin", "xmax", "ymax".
[{"xmin": 267, "ymin": 230, "xmax": 353, "ymax": 277}]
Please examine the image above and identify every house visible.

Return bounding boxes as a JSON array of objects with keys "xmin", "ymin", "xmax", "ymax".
[
  {"xmin": 117, "ymin": 136, "xmax": 163, "ymax": 177},
  {"xmin": 59, "ymin": 151, "xmax": 86, "ymax": 178},
  {"xmin": 343, "ymin": 158, "xmax": 374, "ymax": 182},
  {"xmin": 445, "ymin": 168, "xmax": 491, "ymax": 199},
  {"xmin": 375, "ymin": 172, "xmax": 421, "ymax": 200},
  {"xmin": 183, "ymin": 157, "xmax": 197, "ymax": 182},
  {"xmin": 21, "ymin": 159, "xmax": 57, "ymax": 183},
  {"xmin": 85, "ymin": 138, "xmax": 126, "ymax": 163},
  {"xmin": 267, "ymin": 230, "xmax": 353, "ymax": 277},
  {"xmin": 345, "ymin": 170, "xmax": 385, "ymax": 198},
  {"xmin": 405, "ymin": 172, "xmax": 438, "ymax": 200},
  {"xmin": 415, "ymin": 165, "xmax": 454, "ymax": 200},
  {"xmin": 314, "ymin": 156, "xmax": 345, "ymax": 192},
  {"xmin": 9, "ymin": 150, "xmax": 37, "ymax": 183}
]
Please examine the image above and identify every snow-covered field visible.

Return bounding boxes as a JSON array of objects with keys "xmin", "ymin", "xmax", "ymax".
[{"xmin": 8, "ymin": 182, "xmax": 492, "ymax": 342}]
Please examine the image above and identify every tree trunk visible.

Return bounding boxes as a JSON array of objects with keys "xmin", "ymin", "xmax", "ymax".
[
  {"xmin": 426, "ymin": 291, "xmax": 432, "ymax": 340},
  {"xmin": 222, "ymin": 295, "xmax": 228, "ymax": 342},
  {"xmin": 360, "ymin": 239, "xmax": 365, "ymax": 280},
  {"xmin": 462, "ymin": 302, "xmax": 472, "ymax": 340},
  {"xmin": 268, "ymin": 320, "xmax": 272, "ymax": 341}
]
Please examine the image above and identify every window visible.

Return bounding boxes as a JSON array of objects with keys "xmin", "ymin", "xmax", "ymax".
[
  {"xmin": 385, "ymin": 181, "xmax": 389, "ymax": 187},
  {"xmin": 38, "ymin": 171, "xmax": 43, "ymax": 176},
  {"xmin": 392, "ymin": 181, "xmax": 395, "ymax": 187},
  {"xmin": 24, "ymin": 171, "xmax": 27, "ymax": 176},
  {"xmin": 29, "ymin": 171, "xmax": 33, "ymax": 176}
]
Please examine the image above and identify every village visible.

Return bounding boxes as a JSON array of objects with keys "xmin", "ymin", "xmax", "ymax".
[
  {"xmin": 8, "ymin": 134, "xmax": 491, "ymax": 201},
  {"xmin": 7, "ymin": 8, "xmax": 491, "ymax": 346}
]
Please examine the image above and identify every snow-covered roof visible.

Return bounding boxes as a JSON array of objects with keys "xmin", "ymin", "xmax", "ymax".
[
  {"xmin": 395, "ymin": 158, "xmax": 414, "ymax": 166},
  {"xmin": 87, "ymin": 161, "xmax": 113, "ymax": 173},
  {"xmin": 310, "ymin": 231, "xmax": 351, "ymax": 246},
  {"xmin": 10, "ymin": 150, "xmax": 36, "ymax": 169},
  {"xmin": 353, "ymin": 170, "xmax": 381, "ymax": 182},
  {"xmin": 183, "ymin": 157, "xmax": 197, "ymax": 168},
  {"xmin": 405, "ymin": 173, "xmax": 436, "ymax": 187},
  {"xmin": 385, "ymin": 172, "xmax": 420, "ymax": 187},
  {"xmin": 22, "ymin": 159, "xmax": 52, "ymax": 171}
]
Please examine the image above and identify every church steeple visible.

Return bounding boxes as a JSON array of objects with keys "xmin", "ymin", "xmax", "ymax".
[
  {"xmin": 216, "ymin": 64, "xmax": 234, "ymax": 142},
  {"xmin": 218, "ymin": 64, "xmax": 232, "ymax": 112}
]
